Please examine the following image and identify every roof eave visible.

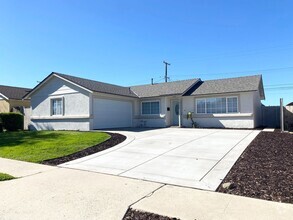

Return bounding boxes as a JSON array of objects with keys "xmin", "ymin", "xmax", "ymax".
[
  {"xmin": 190, "ymin": 89, "xmax": 260, "ymax": 97},
  {"xmin": 0, "ymin": 93, "xmax": 9, "ymax": 100},
  {"xmin": 138, "ymin": 93, "xmax": 184, "ymax": 99},
  {"xmin": 93, "ymin": 91, "xmax": 138, "ymax": 99}
]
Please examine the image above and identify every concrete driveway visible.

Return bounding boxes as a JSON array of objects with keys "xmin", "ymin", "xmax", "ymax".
[{"xmin": 61, "ymin": 128, "xmax": 260, "ymax": 190}]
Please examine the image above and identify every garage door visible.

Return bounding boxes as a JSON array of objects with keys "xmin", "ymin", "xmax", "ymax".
[{"xmin": 93, "ymin": 98, "xmax": 132, "ymax": 129}]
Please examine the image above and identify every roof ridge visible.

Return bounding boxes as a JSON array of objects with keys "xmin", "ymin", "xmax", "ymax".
[
  {"xmin": 130, "ymin": 78, "xmax": 198, "ymax": 87},
  {"xmin": 203, "ymin": 74, "xmax": 261, "ymax": 82}
]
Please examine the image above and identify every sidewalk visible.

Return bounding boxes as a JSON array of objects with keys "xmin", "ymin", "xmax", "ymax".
[
  {"xmin": 132, "ymin": 184, "xmax": 293, "ymax": 220},
  {"xmin": 0, "ymin": 158, "xmax": 292, "ymax": 220}
]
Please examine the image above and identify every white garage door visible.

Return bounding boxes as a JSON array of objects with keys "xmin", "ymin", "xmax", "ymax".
[{"xmin": 93, "ymin": 98, "xmax": 132, "ymax": 129}]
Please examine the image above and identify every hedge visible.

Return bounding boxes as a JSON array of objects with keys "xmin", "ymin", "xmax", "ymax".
[{"xmin": 0, "ymin": 113, "xmax": 24, "ymax": 131}]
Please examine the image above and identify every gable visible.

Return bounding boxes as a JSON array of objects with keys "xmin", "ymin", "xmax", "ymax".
[
  {"xmin": 30, "ymin": 76, "xmax": 90, "ymax": 98},
  {"xmin": 189, "ymin": 75, "xmax": 265, "ymax": 100}
]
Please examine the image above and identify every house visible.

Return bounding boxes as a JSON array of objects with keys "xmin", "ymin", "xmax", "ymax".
[
  {"xmin": 287, "ymin": 102, "xmax": 293, "ymax": 106},
  {"xmin": 0, "ymin": 85, "xmax": 32, "ymax": 130},
  {"xmin": 0, "ymin": 85, "xmax": 31, "ymax": 113},
  {"xmin": 24, "ymin": 72, "xmax": 265, "ymax": 131}
]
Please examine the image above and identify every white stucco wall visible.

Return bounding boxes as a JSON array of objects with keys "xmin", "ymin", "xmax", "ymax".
[
  {"xmin": 30, "ymin": 119, "xmax": 91, "ymax": 131},
  {"xmin": 133, "ymin": 97, "xmax": 168, "ymax": 128},
  {"xmin": 30, "ymin": 76, "xmax": 91, "ymax": 131},
  {"xmin": 181, "ymin": 92, "xmax": 257, "ymax": 128}
]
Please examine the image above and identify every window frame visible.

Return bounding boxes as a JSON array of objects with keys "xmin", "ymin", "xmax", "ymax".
[
  {"xmin": 195, "ymin": 98, "xmax": 206, "ymax": 114},
  {"xmin": 227, "ymin": 96, "xmax": 239, "ymax": 113},
  {"xmin": 51, "ymin": 97, "xmax": 64, "ymax": 116},
  {"xmin": 196, "ymin": 96, "xmax": 238, "ymax": 114},
  {"xmin": 141, "ymin": 100, "xmax": 160, "ymax": 115}
]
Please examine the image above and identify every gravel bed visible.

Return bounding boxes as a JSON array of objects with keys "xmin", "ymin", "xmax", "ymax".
[
  {"xmin": 123, "ymin": 208, "xmax": 180, "ymax": 220},
  {"xmin": 41, "ymin": 132, "xmax": 126, "ymax": 165},
  {"xmin": 217, "ymin": 131, "xmax": 293, "ymax": 203}
]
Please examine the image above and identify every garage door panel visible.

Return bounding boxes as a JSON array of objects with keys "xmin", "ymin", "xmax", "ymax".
[{"xmin": 93, "ymin": 98, "xmax": 132, "ymax": 129}]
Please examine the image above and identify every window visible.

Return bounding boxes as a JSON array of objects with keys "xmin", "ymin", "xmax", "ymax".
[
  {"xmin": 51, "ymin": 98, "xmax": 63, "ymax": 115},
  {"xmin": 142, "ymin": 101, "xmax": 160, "ymax": 115},
  {"xmin": 227, "ymin": 97, "xmax": 238, "ymax": 113},
  {"xmin": 196, "ymin": 99, "xmax": 206, "ymax": 114},
  {"xmin": 196, "ymin": 97, "xmax": 238, "ymax": 114}
]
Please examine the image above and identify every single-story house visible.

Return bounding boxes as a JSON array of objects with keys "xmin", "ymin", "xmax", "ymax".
[
  {"xmin": 0, "ymin": 85, "xmax": 32, "ymax": 129},
  {"xmin": 0, "ymin": 85, "xmax": 31, "ymax": 113},
  {"xmin": 24, "ymin": 72, "xmax": 265, "ymax": 131}
]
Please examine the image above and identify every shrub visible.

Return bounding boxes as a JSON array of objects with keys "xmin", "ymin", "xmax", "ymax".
[
  {"xmin": 0, "ymin": 118, "xmax": 3, "ymax": 133},
  {"xmin": 0, "ymin": 113, "xmax": 24, "ymax": 131}
]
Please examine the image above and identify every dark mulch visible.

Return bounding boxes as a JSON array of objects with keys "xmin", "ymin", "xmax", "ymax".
[
  {"xmin": 123, "ymin": 208, "xmax": 180, "ymax": 220},
  {"xmin": 41, "ymin": 132, "xmax": 126, "ymax": 166},
  {"xmin": 217, "ymin": 131, "xmax": 293, "ymax": 203}
]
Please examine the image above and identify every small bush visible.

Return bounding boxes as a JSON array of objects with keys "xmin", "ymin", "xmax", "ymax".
[
  {"xmin": 0, "ymin": 113, "xmax": 24, "ymax": 131},
  {"xmin": 0, "ymin": 117, "xmax": 3, "ymax": 132}
]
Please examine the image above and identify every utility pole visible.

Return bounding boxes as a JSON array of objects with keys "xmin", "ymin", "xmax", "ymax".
[{"xmin": 163, "ymin": 61, "xmax": 170, "ymax": 82}]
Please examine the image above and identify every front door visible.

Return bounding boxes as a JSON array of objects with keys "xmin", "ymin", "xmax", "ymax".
[{"xmin": 172, "ymin": 100, "xmax": 180, "ymax": 126}]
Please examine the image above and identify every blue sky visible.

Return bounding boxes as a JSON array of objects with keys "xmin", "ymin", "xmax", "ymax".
[{"xmin": 1, "ymin": 0, "xmax": 292, "ymax": 105}]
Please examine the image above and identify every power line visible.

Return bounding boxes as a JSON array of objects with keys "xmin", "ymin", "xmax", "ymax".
[
  {"xmin": 172, "ymin": 43, "xmax": 293, "ymax": 64},
  {"xmin": 170, "ymin": 66, "xmax": 293, "ymax": 78},
  {"xmin": 265, "ymin": 86, "xmax": 293, "ymax": 90},
  {"xmin": 265, "ymin": 83, "xmax": 293, "ymax": 87}
]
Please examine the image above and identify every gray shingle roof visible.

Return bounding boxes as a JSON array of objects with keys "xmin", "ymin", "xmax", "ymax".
[
  {"xmin": 189, "ymin": 75, "xmax": 264, "ymax": 99},
  {"xmin": 26, "ymin": 72, "xmax": 265, "ymax": 100},
  {"xmin": 130, "ymin": 79, "xmax": 199, "ymax": 98},
  {"xmin": 54, "ymin": 72, "xmax": 137, "ymax": 98},
  {"xmin": 0, "ymin": 85, "xmax": 31, "ymax": 100}
]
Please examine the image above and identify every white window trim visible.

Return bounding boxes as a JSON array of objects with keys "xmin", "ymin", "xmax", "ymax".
[
  {"xmin": 196, "ymin": 96, "xmax": 239, "ymax": 114},
  {"xmin": 141, "ymin": 100, "xmax": 160, "ymax": 115},
  {"xmin": 50, "ymin": 97, "xmax": 64, "ymax": 116}
]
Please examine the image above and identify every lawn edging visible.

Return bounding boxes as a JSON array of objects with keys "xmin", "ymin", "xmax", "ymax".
[{"xmin": 41, "ymin": 132, "xmax": 126, "ymax": 166}]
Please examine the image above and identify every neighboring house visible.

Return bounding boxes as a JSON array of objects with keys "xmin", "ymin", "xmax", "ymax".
[
  {"xmin": 0, "ymin": 85, "xmax": 31, "ymax": 129},
  {"xmin": 24, "ymin": 72, "xmax": 265, "ymax": 131},
  {"xmin": 287, "ymin": 102, "xmax": 293, "ymax": 106},
  {"xmin": 0, "ymin": 85, "xmax": 31, "ymax": 113}
]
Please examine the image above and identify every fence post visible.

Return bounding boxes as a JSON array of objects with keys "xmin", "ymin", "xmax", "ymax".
[{"xmin": 280, "ymin": 98, "xmax": 284, "ymax": 132}]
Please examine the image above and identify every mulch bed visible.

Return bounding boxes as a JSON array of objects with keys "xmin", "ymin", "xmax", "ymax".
[
  {"xmin": 41, "ymin": 132, "xmax": 126, "ymax": 166},
  {"xmin": 217, "ymin": 131, "xmax": 293, "ymax": 203},
  {"xmin": 123, "ymin": 208, "xmax": 180, "ymax": 220}
]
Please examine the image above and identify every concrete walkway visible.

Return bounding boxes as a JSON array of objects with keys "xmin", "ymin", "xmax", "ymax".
[
  {"xmin": 0, "ymin": 158, "xmax": 292, "ymax": 220},
  {"xmin": 0, "ymin": 158, "xmax": 161, "ymax": 220},
  {"xmin": 61, "ymin": 128, "xmax": 260, "ymax": 190}
]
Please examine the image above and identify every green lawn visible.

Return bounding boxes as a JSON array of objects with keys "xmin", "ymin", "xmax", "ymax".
[
  {"xmin": 0, "ymin": 173, "xmax": 15, "ymax": 181},
  {"xmin": 0, "ymin": 131, "xmax": 110, "ymax": 163}
]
